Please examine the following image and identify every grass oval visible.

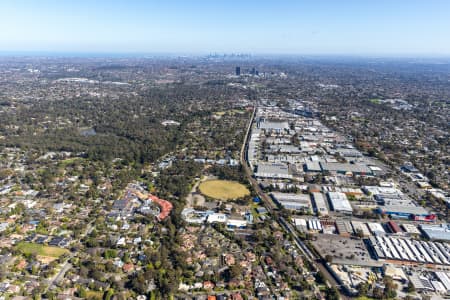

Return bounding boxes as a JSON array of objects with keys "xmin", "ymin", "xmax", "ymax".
[{"xmin": 199, "ymin": 180, "xmax": 250, "ymax": 200}]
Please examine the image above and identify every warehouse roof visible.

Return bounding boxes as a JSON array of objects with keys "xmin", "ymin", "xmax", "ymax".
[
  {"xmin": 257, "ymin": 163, "xmax": 289, "ymax": 174},
  {"xmin": 271, "ymin": 192, "xmax": 311, "ymax": 209},
  {"xmin": 327, "ymin": 192, "xmax": 353, "ymax": 213},
  {"xmin": 379, "ymin": 205, "xmax": 428, "ymax": 216},
  {"xmin": 420, "ymin": 223, "xmax": 450, "ymax": 241},
  {"xmin": 305, "ymin": 161, "xmax": 322, "ymax": 172},
  {"xmin": 320, "ymin": 162, "xmax": 372, "ymax": 174},
  {"xmin": 311, "ymin": 192, "xmax": 329, "ymax": 215},
  {"xmin": 258, "ymin": 120, "xmax": 289, "ymax": 130},
  {"xmin": 255, "ymin": 163, "xmax": 292, "ymax": 178}
]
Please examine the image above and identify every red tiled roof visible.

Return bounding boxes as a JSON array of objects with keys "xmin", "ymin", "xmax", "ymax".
[
  {"xmin": 122, "ymin": 263, "xmax": 134, "ymax": 272},
  {"xmin": 148, "ymin": 194, "xmax": 173, "ymax": 221}
]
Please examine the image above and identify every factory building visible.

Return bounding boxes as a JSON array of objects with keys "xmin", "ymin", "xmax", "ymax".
[
  {"xmin": 257, "ymin": 120, "xmax": 290, "ymax": 134},
  {"xmin": 327, "ymin": 192, "xmax": 353, "ymax": 214},
  {"xmin": 367, "ymin": 222, "xmax": 386, "ymax": 236},
  {"xmin": 255, "ymin": 163, "xmax": 293, "ymax": 179},
  {"xmin": 377, "ymin": 205, "xmax": 429, "ymax": 219},
  {"xmin": 369, "ymin": 236, "xmax": 450, "ymax": 266},
  {"xmin": 320, "ymin": 162, "xmax": 373, "ymax": 176},
  {"xmin": 307, "ymin": 219, "xmax": 323, "ymax": 232},
  {"xmin": 387, "ymin": 221, "xmax": 403, "ymax": 235},
  {"xmin": 435, "ymin": 272, "xmax": 450, "ymax": 293},
  {"xmin": 311, "ymin": 192, "xmax": 329, "ymax": 217},
  {"xmin": 271, "ymin": 192, "xmax": 311, "ymax": 212},
  {"xmin": 292, "ymin": 218, "xmax": 308, "ymax": 232},
  {"xmin": 351, "ymin": 221, "xmax": 371, "ymax": 237},
  {"xmin": 420, "ymin": 223, "xmax": 450, "ymax": 241},
  {"xmin": 401, "ymin": 224, "xmax": 421, "ymax": 235},
  {"xmin": 335, "ymin": 220, "xmax": 353, "ymax": 237}
]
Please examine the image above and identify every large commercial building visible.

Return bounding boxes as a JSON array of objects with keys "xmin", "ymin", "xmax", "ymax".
[
  {"xmin": 434, "ymin": 272, "xmax": 450, "ymax": 293},
  {"xmin": 247, "ymin": 130, "xmax": 261, "ymax": 170},
  {"xmin": 351, "ymin": 221, "xmax": 371, "ymax": 237},
  {"xmin": 420, "ymin": 223, "xmax": 450, "ymax": 241},
  {"xmin": 402, "ymin": 224, "xmax": 421, "ymax": 235},
  {"xmin": 207, "ymin": 213, "xmax": 227, "ymax": 223},
  {"xmin": 327, "ymin": 192, "xmax": 353, "ymax": 214},
  {"xmin": 226, "ymin": 218, "xmax": 247, "ymax": 229},
  {"xmin": 335, "ymin": 220, "xmax": 353, "ymax": 237},
  {"xmin": 305, "ymin": 161, "xmax": 322, "ymax": 172},
  {"xmin": 293, "ymin": 218, "xmax": 308, "ymax": 231},
  {"xmin": 320, "ymin": 162, "xmax": 373, "ymax": 176},
  {"xmin": 335, "ymin": 148, "xmax": 363, "ymax": 158},
  {"xmin": 311, "ymin": 192, "xmax": 329, "ymax": 216},
  {"xmin": 377, "ymin": 205, "xmax": 429, "ymax": 219},
  {"xmin": 369, "ymin": 236, "xmax": 450, "ymax": 266},
  {"xmin": 387, "ymin": 221, "xmax": 403, "ymax": 234},
  {"xmin": 255, "ymin": 163, "xmax": 292, "ymax": 179},
  {"xmin": 257, "ymin": 120, "xmax": 290, "ymax": 133},
  {"xmin": 271, "ymin": 192, "xmax": 311, "ymax": 211},
  {"xmin": 367, "ymin": 222, "xmax": 386, "ymax": 236},
  {"xmin": 305, "ymin": 161, "xmax": 373, "ymax": 176},
  {"xmin": 267, "ymin": 144, "xmax": 301, "ymax": 154},
  {"xmin": 308, "ymin": 219, "xmax": 323, "ymax": 232}
]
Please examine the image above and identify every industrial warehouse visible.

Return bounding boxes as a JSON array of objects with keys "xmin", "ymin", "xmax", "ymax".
[
  {"xmin": 327, "ymin": 191, "xmax": 353, "ymax": 214},
  {"xmin": 271, "ymin": 192, "xmax": 311, "ymax": 211},
  {"xmin": 248, "ymin": 103, "xmax": 450, "ymax": 298},
  {"xmin": 369, "ymin": 236, "xmax": 450, "ymax": 266}
]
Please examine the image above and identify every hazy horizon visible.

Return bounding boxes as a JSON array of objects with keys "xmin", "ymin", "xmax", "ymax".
[
  {"xmin": 2, "ymin": 51, "xmax": 450, "ymax": 61},
  {"xmin": 2, "ymin": 0, "xmax": 450, "ymax": 56}
]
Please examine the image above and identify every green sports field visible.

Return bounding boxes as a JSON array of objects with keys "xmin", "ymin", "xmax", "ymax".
[
  {"xmin": 199, "ymin": 180, "xmax": 250, "ymax": 200},
  {"xmin": 16, "ymin": 242, "xmax": 68, "ymax": 258}
]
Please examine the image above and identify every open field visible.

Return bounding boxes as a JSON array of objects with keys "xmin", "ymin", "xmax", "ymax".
[
  {"xmin": 15, "ymin": 242, "xmax": 68, "ymax": 258},
  {"xmin": 199, "ymin": 180, "xmax": 250, "ymax": 200}
]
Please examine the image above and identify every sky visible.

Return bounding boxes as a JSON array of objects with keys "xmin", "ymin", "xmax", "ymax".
[{"xmin": 1, "ymin": 0, "xmax": 450, "ymax": 56}]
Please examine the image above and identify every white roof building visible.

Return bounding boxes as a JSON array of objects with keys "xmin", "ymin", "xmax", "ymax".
[
  {"xmin": 207, "ymin": 213, "xmax": 227, "ymax": 223},
  {"xmin": 435, "ymin": 272, "xmax": 450, "ymax": 292},
  {"xmin": 292, "ymin": 218, "xmax": 307, "ymax": 227},
  {"xmin": 311, "ymin": 192, "xmax": 329, "ymax": 216},
  {"xmin": 327, "ymin": 192, "xmax": 353, "ymax": 213},
  {"xmin": 258, "ymin": 120, "xmax": 289, "ymax": 132},
  {"xmin": 367, "ymin": 222, "xmax": 386, "ymax": 235},
  {"xmin": 255, "ymin": 163, "xmax": 292, "ymax": 179},
  {"xmin": 227, "ymin": 219, "xmax": 247, "ymax": 228},
  {"xmin": 271, "ymin": 192, "xmax": 311, "ymax": 211}
]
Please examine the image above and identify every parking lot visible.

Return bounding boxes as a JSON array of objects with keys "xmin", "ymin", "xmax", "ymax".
[{"xmin": 312, "ymin": 234, "xmax": 382, "ymax": 266}]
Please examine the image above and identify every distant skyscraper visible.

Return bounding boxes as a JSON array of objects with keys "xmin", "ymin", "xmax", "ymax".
[{"xmin": 235, "ymin": 66, "xmax": 241, "ymax": 76}]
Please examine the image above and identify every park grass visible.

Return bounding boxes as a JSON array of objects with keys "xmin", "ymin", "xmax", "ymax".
[
  {"xmin": 199, "ymin": 180, "xmax": 250, "ymax": 200},
  {"xmin": 15, "ymin": 242, "xmax": 68, "ymax": 258}
]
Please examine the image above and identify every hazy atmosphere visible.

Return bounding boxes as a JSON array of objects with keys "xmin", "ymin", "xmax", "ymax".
[{"xmin": 1, "ymin": 0, "xmax": 450, "ymax": 55}]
